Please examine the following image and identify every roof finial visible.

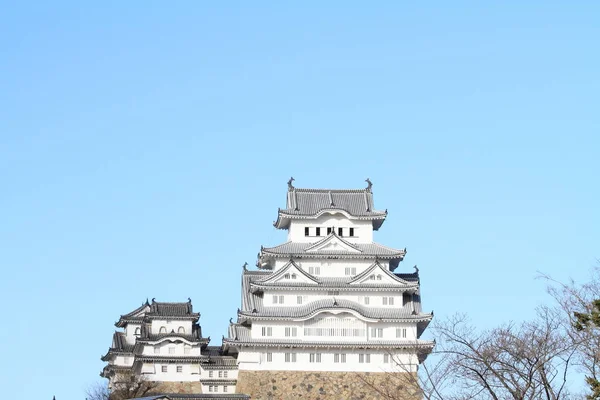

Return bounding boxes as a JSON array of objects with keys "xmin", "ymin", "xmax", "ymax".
[
  {"xmin": 229, "ymin": 317, "xmax": 233, "ymax": 324},
  {"xmin": 414, "ymin": 265, "xmax": 419, "ymax": 274},
  {"xmin": 151, "ymin": 297, "xmax": 156, "ymax": 303},
  {"xmin": 287, "ymin": 176, "xmax": 295, "ymax": 191},
  {"xmin": 188, "ymin": 297, "xmax": 192, "ymax": 303},
  {"xmin": 365, "ymin": 178, "xmax": 373, "ymax": 192},
  {"xmin": 243, "ymin": 262, "xmax": 248, "ymax": 271}
]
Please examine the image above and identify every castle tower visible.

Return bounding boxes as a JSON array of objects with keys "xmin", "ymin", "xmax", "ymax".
[
  {"xmin": 224, "ymin": 180, "xmax": 434, "ymax": 399},
  {"xmin": 101, "ymin": 299, "xmax": 239, "ymax": 395}
]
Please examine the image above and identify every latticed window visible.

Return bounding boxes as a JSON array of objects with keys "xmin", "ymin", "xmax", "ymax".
[
  {"xmin": 176, "ymin": 366, "xmax": 183, "ymax": 373},
  {"xmin": 261, "ymin": 326, "xmax": 273, "ymax": 336},
  {"xmin": 304, "ymin": 315, "xmax": 366, "ymax": 337},
  {"xmin": 309, "ymin": 353, "xmax": 322, "ymax": 363},
  {"xmin": 266, "ymin": 352, "xmax": 273, "ymax": 362},
  {"xmin": 359, "ymin": 354, "xmax": 371, "ymax": 363},
  {"xmin": 333, "ymin": 353, "xmax": 346, "ymax": 363},
  {"xmin": 396, "ymin": 327, "xmax": 407, "ymax": 338},
  {"xmin": 285, "ymin": 353, "xmax": 297, "ymax": 362},
  {"xmin": 285, "ymin": 327, "xmax": 297, "ymax": 337}
]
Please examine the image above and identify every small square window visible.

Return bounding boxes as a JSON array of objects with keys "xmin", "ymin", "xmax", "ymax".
[
  {"xmin": 305, "ymin": 227, "xmax": 310, "ymax": 236},
  {"xmin": 209, "ymin": 370, "xmax": 214, "ymax": 378},
  {"xmin": 338, "ymin": 227, "xmax": 343, "ymax": 236},
  {"xmin": 316, "ymin": 227, "xmax": 321, "ymax": 236},
  {"xmin": 224, "ymin": 386, "xmax": 228, "ymax": 392},
  {"xmin": 266, "ymin": 352, "xmax": 273, "ymax": 362},
  {"xmin": 161, "ymin": 365, "xmax": 168, "ymax": 373},
  {"xmin": 177, "ymin": 366, "xmax": 183, "ymax": 373},
  {"xmin": 349, "ymin": 227, "xmax": 355, "ymax": 236},
  {"xmin": 327, "ymin": 227, "xmax": 332, "ymax": 235}
]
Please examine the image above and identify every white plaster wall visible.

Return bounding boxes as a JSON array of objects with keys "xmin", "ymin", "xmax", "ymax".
[
  {"xmin": 141, "ymin": 340, "xmax": 202, "ymax": 356},
  {"xmin": 201, "ymin": 383, "xmax": 235, "ymax": 394},
  {"xmin": 261, "ymin": 289, "xmax": 409, "ymax": 310},
  {"xmin": 113, "ymin": 355, "xmax": 135, "ymax": 367},
  {"xmin": 150, "ymin": 319, "xmax": 193, "ymax": 335},
  {"xmin": 141, "ymin": 362, "xmax": 201, "ymax": 381},
  {"xmin": 251, "ymin": 314, "xmax": 419, "ymax": 342},
  {"xmin": 200, "ymin": 368, "xmax": 238, "ymax": 380},
  {"xmin": 124, "ymin": 323, "xmax": 142, "ymax": 344},
  {"xmin": 238, "ymin": 348, "xmax": 419, "ymax": 373},
  {"xmin": 288, "ymin": 215, "xmax": 373, "ymax": 243}
]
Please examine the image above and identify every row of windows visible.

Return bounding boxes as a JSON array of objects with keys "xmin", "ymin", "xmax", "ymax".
[
  {"xmin": 133, "ymin": 326, "xmax": 187, "ymax": 336},
  {"xmin": 270, "ymin": 294, "xmax": 408, "ymax": 306},
  {"xmin": 304, "ymin": 227, "xmax": 356, "ymax": 237},
  {"xmin": 157, "ymin": 365, "xmax": 228, "ymax": 377},
  {"xmin": 154, "ymin": 346, "xmax": 192, "ymax": 355},
  {"xmin": 208, "ymin": 385, "xmax": 229, "ymax": 393},
  {"xmin": 261, "ymin": 326, "xmax": 408, "ymax": 338},
  {"xmin": 264, "ymin": 352, "xmax": 396, "ymax": 364},
  {"xmin": 158, "ymin": 326, "xmax": 186, "ymax": 334}
]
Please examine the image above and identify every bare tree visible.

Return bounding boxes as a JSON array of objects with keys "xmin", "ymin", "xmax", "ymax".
[
  {"xmin": 356, "ymin": 307, "xmax": 578, "ymax": 400},
  {"xmin": 544, "ymin": 265, "xmax": 600, "ymax": 399},
  {"xmin": 86, "ymin": 373, "xmax": 158, "ymax": 400}
]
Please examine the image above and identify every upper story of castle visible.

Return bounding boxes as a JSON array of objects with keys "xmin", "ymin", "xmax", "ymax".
[
  {"xmin": 273, "ymin": 178, "xmax": 388, "ymax": 244},
  {"xmin": 260, "ymin": 179, "xmax": 405, "ymax": 272}
]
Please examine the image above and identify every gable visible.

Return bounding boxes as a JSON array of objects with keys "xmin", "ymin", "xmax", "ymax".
[
  {"xmin": 258, "ymin": 260, "xmax": 318, "ymax": 285},
  {"xmin": 349, "ymin": 261, "xmax": 412, "ymax": 286},
  {"xmin": 305, "ymin": 234, "xmax": 362, "ymax": 254}
]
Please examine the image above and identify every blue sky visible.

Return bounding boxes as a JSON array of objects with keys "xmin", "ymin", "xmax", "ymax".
[{"xmin": 1, "ymin": 2, "xmax": 598, "ymax": 398}]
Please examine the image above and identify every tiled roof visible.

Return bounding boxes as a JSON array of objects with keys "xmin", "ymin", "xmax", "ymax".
[
  {"xmin": 239, "ymin": 295, "xmax": 431, "ymax": 323},
  {"xmin": 247, "ymin": 262, "xmax": 418, "ymax": 291},
  {"xmin": 275, "ymin": 185, "xmax": 387, "ymax": 229},
  {"xmin": 116, "ymin": 299, "xmax": 199, "ymax": 327},
  {"xmin": 225, "ymin": 336, "xmax": 435, "ymax": 351},
  {"xmin": 147, "ymin": 299, "xmax": 198, "ymax": 318},
  {"xmin": 135, "ymin": 355, "xmax": 207, "ymax": 364},
  {"xmin": 261, "ymin": 239, "xmax": 406, "ymax": 259},
  {"xmin": 101, "ymin": 332, "xmax": 135, "ymax": 361}
]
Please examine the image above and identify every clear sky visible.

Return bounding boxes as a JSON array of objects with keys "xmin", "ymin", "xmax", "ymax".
[{"xmin": 1, "ymin": 2, "xmax": 598, "ymax": 399}]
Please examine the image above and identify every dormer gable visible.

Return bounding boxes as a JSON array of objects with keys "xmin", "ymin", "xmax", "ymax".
[
  {"xmin": 256, "ymin": 259, "xmax": 319, "ymax": 285},
  {"xmin": 304, "ymin": 232, "xmax": 362, "ymax": 254},
  {"xmin": 349, "ymin": 261, "xmax": 413, "ymax": 286}
]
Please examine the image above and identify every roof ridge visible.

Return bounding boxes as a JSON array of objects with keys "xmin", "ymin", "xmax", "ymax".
[{"xmin": 293, "ymin": 188, "xmax": 369, "ymax": 193}]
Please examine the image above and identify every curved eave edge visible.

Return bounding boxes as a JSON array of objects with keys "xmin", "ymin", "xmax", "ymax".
[
  {"xmin": 223, "ymin": 339, "xmax": 435, "ymax": 350},
  {"xmin": 249, "ymin": 282, "xmax": 419, "ymax": 292},
  {"xmin": 274, "ymin": 211, "xmax": 387, "ymax": 229},
  {"xmin": 260, "ymin": 250, "xmax": 405, "ymax": 260},
  {"xmin": 237, "ymin": 313, "xmax": 433, "ymax": 323}
]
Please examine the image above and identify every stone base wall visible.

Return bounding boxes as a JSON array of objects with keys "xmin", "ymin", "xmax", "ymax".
[
  {"xmin": 236, "ymin": 370, "xmax": 421, "ymax": 400},
  {"xmin": 151, "ymin": 381, "xmax": 203, "ymax": 394}
]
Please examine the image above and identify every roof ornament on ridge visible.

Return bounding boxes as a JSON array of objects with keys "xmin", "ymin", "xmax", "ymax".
[
  {"xmin": 242, "ymin": 262, "xmax": 248, "ymax": 271},
  {"xmin": 287, "ymin": 176, "xmax": 295, "ymax": 191},
  {"xmin": 414, "ymin": 265, "xmax": 419, "ymax": 273},
  {"xmin": 365, "ymin": 178, "xmax": 373, "ymax": 192}
]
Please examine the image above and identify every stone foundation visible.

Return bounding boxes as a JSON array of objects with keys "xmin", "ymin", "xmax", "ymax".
[
  {"xmin": 151, "ymin": 381, "xmax": 204, "ymax": 394},
  {"xmin": 236, "ymin": 370, "xmax": 421, "ymax": 400}
]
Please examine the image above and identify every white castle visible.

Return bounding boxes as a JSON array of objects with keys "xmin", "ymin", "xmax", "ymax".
[{"xmin": 101, "ymin": 179, "xmax": 434, "ymax": 399}]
